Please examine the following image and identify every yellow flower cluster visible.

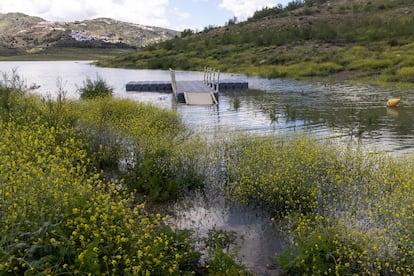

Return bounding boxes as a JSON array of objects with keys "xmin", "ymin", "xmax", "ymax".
[
  {"xmin": 0, "ymin": 94, "xmax": 203, "ymax": 274},
  {"xmin": 70, "ymin": 98, "xmax": 208, "ymax": 201},
  {"xmin": 223, "ymin": 133, "xmax": 414, "ymax": 274}
]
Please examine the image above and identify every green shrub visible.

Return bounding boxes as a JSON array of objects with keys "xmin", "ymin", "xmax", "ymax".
[
  {"xmin": 71, "ymin": 97, "xmax": 208, "ymax": 201},
  {"xmin": 125, "ymin": 149, "xmax": 184, "ymax": 201},
  {"xmin": 266, "ymin": 67, "xmax": 288, "ymax": 79},
  {"xmin": 0, "ymin": 86, "xmax": 17, "ymax": 120},
  {"xmin": 205, "ymin": 248, "xmax": 247, "ymax": 275},
  {"xmin": 285, "ymin": 61, "xmax": 342, "ymax": 77},
  {"xmin": 221, "ymin": 132, "xmax": 414, "ymax": 274},
  {"xmin": 347, "ymin": 58, "xmax": 393, "ymax": 71},
  {"xmin": 0, "ymin": 70, "xmax": 31, "ymax": 121},
  {"xmin": 39, "ymin": 80, "xmax": 78, "ymax": 130},
  {"xmin": 280, "ymin": 223, "xmax": 368, "ymax": 275},
  {"xmin": 71, "ymin": 98, "xmax": 127, "ymax": 171},
  {"xmin": 78, "ymin": 75, "xmax": 113, "ymax": 99},
  {"xmin": 202, "ymin": 228, "xmax": 247, "ymax": 275},
  {"xmin": 123, "ymin": 138, "xmax": 208, "ymax": 201},
  {"xmin": 222, "ymin": 134, "xmax": 329, "ymax": 217},
  {"xmin": 395, "ymin": 66, "xmax": 414, "ymax": 82}
]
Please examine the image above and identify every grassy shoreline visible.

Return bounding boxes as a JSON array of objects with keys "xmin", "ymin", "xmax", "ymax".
[
  {"xmin": 0, "ymin": 47, "xmax": 135, "ymax": 61},
  {"xmin": 2, "ymin": 43, "xmax": 414, "ymax": 89},
  {"xmin": 95, "ymin": 40, "xmax": 414, "ymax": 89}
]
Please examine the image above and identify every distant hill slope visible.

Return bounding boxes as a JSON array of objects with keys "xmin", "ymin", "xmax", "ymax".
[
  {"xmin": 0, "ymin": 12, "xmax": 179, "ymax": 55},
  {"xmin": 99, "ymin": 0, "xmax": 414, "ymax": 86}
]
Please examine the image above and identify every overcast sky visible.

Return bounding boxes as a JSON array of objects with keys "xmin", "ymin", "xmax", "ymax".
[{"xmin": 0, "ymin": 0, "xmax": 292, "ymax": 31}]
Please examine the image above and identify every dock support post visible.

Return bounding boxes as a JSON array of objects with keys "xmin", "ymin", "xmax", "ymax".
[
  {"xmin": 169, "ymin": 68, "xmax": 177, "ymax": 98},
  {"xmin": 212, "ymin": 69, "xmax": 216, "ymax": 88},
  {"xmin": 216, "ymin": 71, "xmax": 220, "ymax": 92}
]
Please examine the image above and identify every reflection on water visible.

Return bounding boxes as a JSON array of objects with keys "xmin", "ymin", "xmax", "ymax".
[
  {"xmin": 387, "ymin": 107, "xmax": 399, "ymax": 118},
  {"xmin": 172, "ymin": 190, "xmax": 285, "ymax": 275},
  {"xmin": 1, "ymin": 61, "xmax": 414, "ymax": 274},
  {"xmin": 177, "ymin": 85, "xmax": 414, "ymax": 155}
]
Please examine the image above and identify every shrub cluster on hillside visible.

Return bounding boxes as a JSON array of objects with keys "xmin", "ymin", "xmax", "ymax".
[{"xmin": 97, "ymin": 0, "xmax": 414, "ymax": 87}]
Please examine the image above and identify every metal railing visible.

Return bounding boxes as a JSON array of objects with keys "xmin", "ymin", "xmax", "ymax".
[{"xmin": 204, "ymin": 67, "xmax": 220, "ymax": 92}]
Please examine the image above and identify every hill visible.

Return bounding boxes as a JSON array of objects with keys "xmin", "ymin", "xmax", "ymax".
[
  {"xmin": 0, "ymin": 12, "xmax": 179, "ymax": 57},
  {"xmin": 98, "ymin": 0, "xmax": 414, "ymax": 86}
]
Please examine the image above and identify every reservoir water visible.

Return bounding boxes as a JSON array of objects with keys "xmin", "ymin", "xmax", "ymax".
[{"xmin": 1, "ymin": 60, "xmax": 413, "ymax": 274}]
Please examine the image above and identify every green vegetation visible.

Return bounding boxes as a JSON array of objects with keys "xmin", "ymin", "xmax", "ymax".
[
  {"xmin": 0, "ymin": 73, "xmax": 247, "ymax": 274},
  {"xmin": 78, "ymin": 75, "xmax": 113, "ymax": 99},
  {"xmin": 1, "ymin": 68, "xmax": 414, "ymax": 273},
  {"xmin": 97, "ymin": 0, "xmax": 414, "ymax": 87},
  {"xmin": 220, "ymin": 134, "xmax": 414, "ymax": 274},
  {"xmin": 0, "ymin": 48, "xmax": 135, "ymax": 61}
]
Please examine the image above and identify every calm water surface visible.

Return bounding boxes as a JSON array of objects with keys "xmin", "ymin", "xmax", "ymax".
[{"xmin": 1, "ymin": 60, "xmax": 413, "ymax": 274}]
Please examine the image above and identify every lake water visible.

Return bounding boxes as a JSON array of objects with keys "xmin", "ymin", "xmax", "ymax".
[{"xmin": 1, "ymin": 60, "xmax": 413, "ymax": 275}]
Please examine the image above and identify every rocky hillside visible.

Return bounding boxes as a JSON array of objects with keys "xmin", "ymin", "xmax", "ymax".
[{"xmin": 0, "ymin": 12, "xmax": 179, "ymax": 55}]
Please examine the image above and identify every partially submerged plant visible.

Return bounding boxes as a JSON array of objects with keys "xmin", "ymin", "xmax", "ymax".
[{"xmin": 78, "ymin": 74, "xmax": 113, "ymax": 99}]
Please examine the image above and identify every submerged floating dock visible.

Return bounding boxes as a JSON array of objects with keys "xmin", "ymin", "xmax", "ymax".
[
  {"xmin": 125, "ymin": 68, "xmax": 248, "ymax": 105},
  {"xmin": 126, "ymin": 81, "xmax": 172, "ymax": 92},
  {"xmin": 125, "ymin": 81, "xmax": 248, "ymax": 93}
]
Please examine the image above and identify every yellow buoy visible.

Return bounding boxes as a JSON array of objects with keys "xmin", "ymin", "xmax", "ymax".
[{"xmin": 386, "ymin": 98, "xmax": 400, "ymax": 107}]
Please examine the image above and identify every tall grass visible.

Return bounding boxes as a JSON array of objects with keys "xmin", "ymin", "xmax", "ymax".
[
  {"xmin": 0, "ymin": 76, "xmax": 247, "ymax": 274},
  {"xmin": 219, "ymin": 133, "xmax": 414, "ymax": 274},
  {"xmin": 71, "ymin": 97, "xmax": 209, "ymax": 201},
  {"xmin": 0, "ymin": 120, "xmax": 206, "ymax": 274}
]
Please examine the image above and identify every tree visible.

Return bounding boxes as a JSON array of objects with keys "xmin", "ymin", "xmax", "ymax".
[{"xmin": 181, "ymin": 28, "xmax": 194, "ymax": 38}]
